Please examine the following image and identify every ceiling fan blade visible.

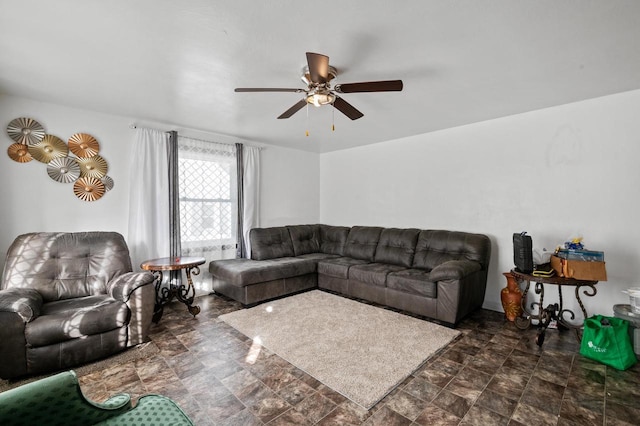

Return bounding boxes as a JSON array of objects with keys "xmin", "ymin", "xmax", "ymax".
[
  {"xmin": 277, "ymin": 99, "xmax": 307, "ymax": 119},
  {"xmin": 334, "ymin": 80, "xmax": 403, "ymax": 93},
  {"xmin": 306, "ymin": 52, "xmax": 330, "ymax": 84},
  {"xmin": 333, "ymin": 96, "xmax": 364, "ymax": 120},
  {"xmin": 235, "ymin": 88, "xmax": 304, "ymax": 93}
]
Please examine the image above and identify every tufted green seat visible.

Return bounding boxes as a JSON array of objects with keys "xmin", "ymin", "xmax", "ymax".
[{"xmin": 0, "ymin": 371, "xmax": 194, "ymax": 426}]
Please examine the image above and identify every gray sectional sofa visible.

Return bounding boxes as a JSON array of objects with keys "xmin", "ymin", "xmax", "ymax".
[{"xmin": 209, "ymin": 224, "xmax": 491, "ymax": 326}]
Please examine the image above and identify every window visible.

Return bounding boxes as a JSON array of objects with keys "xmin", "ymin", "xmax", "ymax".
[{"xmin": 178, "ymin": 137, "xmax": 237, "ymax": 270}]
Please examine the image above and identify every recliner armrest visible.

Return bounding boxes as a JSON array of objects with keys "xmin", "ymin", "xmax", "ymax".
[
  {"xmin": 0, "ymin": 288, "xmax": 42, "ymax": 322},
  {"xmin": 429, "ymin": 260, "xmax": 482, "ymax": 281},
  {"xmin": 108, "ymin": 272, "xmax": 155, "ymax": 302}
]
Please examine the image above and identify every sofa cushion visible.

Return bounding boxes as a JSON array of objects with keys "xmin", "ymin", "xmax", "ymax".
[
  {"xmin": 374, "ymin": 228, "xmax": 420, "ymax": 267},
  {"xmin": 349, "ymin": 263, "xmax": 407, "ymax": 287},
  {"xmin": 413, "ymin": 230, "xmax": 491, "ymax": 271},
  {"xmin": 343, "ymin": 226, "xmax": 384, "ymax": 261},
  {"xmin": 25, "ymin": 295, "xmax": 129, "ymax": 347},
  {"xmin": 317, "ymin": 257, "xmax": 369, "ymax": 280},
  {"xmin": 295, "ymin": 253, "xmax": 341, "ymax": 261},
  {"xmin": 210, "ymin": 258, "xmax": 316, "ymax": 287},
  {"xmin": 288, "ymin": 225, "xmax": 321, "ymax": 256},
  {"xmin": 319, "ymin": 225, "xmax": 350, "ymax": 255},
  {"xmin": 387, "ymin": 269, "xmax": 437, "ymax": 298},
  {"xmin": 250, "ymin": 227, "xmax": 295, "ymax": 260}
]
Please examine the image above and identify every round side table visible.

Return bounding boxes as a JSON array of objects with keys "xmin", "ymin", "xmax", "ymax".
[{"xmin": 141, "ymin": 256, "xmax": 205, "ymax": 323}]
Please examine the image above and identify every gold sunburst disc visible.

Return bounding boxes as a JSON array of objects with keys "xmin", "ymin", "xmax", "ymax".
[
  {"xmin": 28, "ymin": 134, "xmax": 68, "ymax": 163},
  {"xmin": 77, "ymin": 155, "xmax": 108, "ymax": 178}
]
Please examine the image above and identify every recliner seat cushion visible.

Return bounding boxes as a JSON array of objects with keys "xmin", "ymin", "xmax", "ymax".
[
  {"xmin": 387, "ymin": 269, "xmax": 437, "ymax": 298},
  {"xmin": 374, "ymin": 228, "xmax": 420, "ymax": 267},
  {"xmin": 348, "ymin": 263, "xmax": 407, "ymax": 287},
  {"xmin": 250, "ymin": 227, "xmax": 295, "ymax": 260},
  {"xmin": 25, "ymin": 295, "xmax": 129, "ymax": 347},
  {"xmin": 317, "ymin": 257, "xmax": 369, "ymax": 279},
  {"xmin": 210, "ymin": 258, "xmax": 316, "ymax": 287},
  {"xmin": 343, "ymin": 226, "xmax": 384, "ymax": 261}
]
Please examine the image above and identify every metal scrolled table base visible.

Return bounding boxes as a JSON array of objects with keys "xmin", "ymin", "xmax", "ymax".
[
  {"xmin": 510, "ymin": 270, "xmax": 598, "ymax": 347},
  {"xmin": 141, "ymin": 257, "xmax": 206, "ymax": 324},
  {"xmin": 152, "ymin": 266, "xmax": 202, "ymax": 323}
]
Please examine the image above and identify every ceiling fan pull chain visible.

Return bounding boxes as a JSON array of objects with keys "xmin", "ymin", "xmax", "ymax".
[
  {"xmin": 332, "ymin": 104, "xmax": 335, "ymax": 131},
  {"xmin": 306, "ymin": 103, "xmax": 310, "ymax": 137}
]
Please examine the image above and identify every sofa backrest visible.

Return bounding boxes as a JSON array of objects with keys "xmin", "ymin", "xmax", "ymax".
[
  {"xmin": 287, "ymin": 225, "xmax": 321, "ymax": 256},
  {"xmin": 374, "ymin": 228, "xmax": 420, "ymax": 267},
  {"xmin": 343, "ymin": 226, "xmax": 384, "ymax": 261},
  {"xmin": 1, "ymin": 232, "xmax": 133, "ymax": 302},
  {"xmin": 319, "ymin": 225, "xmax": 350, "ymax": 255},
  {"xmin": 412, "ymin": 230, "xmax": 491, "ymax": 271},
  {"xmin": 250, "ymin": 227, "xmax": 295, "ymax": 260}
]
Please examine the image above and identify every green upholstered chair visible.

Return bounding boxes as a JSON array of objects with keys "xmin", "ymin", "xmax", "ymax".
[{"xmin": 0, "ymin": 370, "xmax": 194, "ymax": 426}]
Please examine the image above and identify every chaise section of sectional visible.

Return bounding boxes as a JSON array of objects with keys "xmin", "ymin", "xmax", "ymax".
[
  {"xmin": 210, "ymin": 257, "xmax": 317, "ymax": 306},
  {"xmin": 210, "ymin": 224, "xmax": 348, "ymax": 306}
]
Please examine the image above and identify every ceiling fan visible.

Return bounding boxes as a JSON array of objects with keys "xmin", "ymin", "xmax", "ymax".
[{"xmin": 235, "ymin": 52, "xmax": 403, "ymax": 120}]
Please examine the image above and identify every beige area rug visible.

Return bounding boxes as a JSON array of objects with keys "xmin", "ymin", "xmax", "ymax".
[
  {"xmin": 0, "ymin": 341, "xmax": 159, "ymax": 393},
  {"xmin": 220, "ymin": 290, "xmax": 460, "ymax": 409}
]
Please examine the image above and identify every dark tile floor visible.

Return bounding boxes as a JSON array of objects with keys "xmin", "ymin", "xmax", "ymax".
[{"xmin": 79, "ymin": 292, "xmax": 640, "ymax": 425}]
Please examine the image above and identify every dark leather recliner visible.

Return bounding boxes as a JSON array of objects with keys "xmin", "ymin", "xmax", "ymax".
[{"xmin": 0, "ymin": 232, "xmax": 155, "ymax": 379}]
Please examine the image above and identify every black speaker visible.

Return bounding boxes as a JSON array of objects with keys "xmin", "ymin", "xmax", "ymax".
[{"xmin": 513, "ymin": 232, "xmax": 534, "ymax": 274}]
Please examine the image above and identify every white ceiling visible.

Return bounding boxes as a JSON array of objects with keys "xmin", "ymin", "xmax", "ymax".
[{"xmin": 1, "ymin": 1, "xmax": 639, "ymax": 153}]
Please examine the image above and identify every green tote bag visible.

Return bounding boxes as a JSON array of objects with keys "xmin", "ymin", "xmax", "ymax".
[{"xmin": 580, "ymin": 315, "xmax": 637, "ymax": 371}]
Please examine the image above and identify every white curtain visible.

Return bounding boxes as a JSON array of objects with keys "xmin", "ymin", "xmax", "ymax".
[
  {"xmin": 242, "ymin": 145, "xmax": 261, "ymax": 258},
  {"xmin": 178, "ymin": 136, "xmax": 237, "ymax": 291},
  {"xmin": 127, "ymin": 128, "xmax": 171, "ymax": 270}
]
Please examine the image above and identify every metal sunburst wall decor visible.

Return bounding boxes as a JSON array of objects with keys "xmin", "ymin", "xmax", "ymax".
[
  {"xmin": 5, "ymin": 117, "xmax": 115, "ymax": 202},
  {"xmin": 7, "ymin": 117, "xmax": 45, "ymax": 145},
  {"xmin": 47, "ymin": 157, "xmax": 81, "ymax": 183}
]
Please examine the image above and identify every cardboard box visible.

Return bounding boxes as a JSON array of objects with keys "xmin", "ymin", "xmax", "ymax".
[{"xmin": 550, "ymin": 255, "xmax": 607, "ymax": 281}]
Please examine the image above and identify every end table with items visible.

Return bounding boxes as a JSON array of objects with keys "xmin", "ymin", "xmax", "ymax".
[{"xmin": 509, "ymin": 269, "xmax": 599, "ymax": 347}]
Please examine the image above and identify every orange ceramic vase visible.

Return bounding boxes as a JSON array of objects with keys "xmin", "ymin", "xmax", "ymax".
[{"xmin": 501, "ymin": 272, "xmax": 523, "ymax": 322}]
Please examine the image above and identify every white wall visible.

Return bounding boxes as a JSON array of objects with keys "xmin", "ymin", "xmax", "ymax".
[
  {"xmin": 260, "ymin": 145, "xmax": 320, "ymax": 227},
  {"xmin": 0, "ymin": 95, "xmax": 320, "ymax": 273},
  {"xmin": 320, "ymin": 89, "xmax": 640, "ymax": 318}
]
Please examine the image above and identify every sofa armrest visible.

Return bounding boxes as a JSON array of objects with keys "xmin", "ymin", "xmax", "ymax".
[
  {"xmin": 108, "ymin": 272, "xmax": 155, "ymax": 302},
  {"xmin": 429, "ymin": 260, "xmax": 482, "ymax": 282},
  {"xmin": 91, "ymin": 393, "xmax": 131, "ymax": 411},
  {"xmin": 0, "ymin": 288, "xmax": 43, "ymax": 322},
  {"xmin": 0, "ymin": 371, "xmax": 132, "ymax": 423}
]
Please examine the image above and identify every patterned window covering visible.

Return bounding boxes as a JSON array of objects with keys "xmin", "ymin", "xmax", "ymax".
[{"xmin": 178, "ymin": 136, "xmax": 238, "ymax": 290}]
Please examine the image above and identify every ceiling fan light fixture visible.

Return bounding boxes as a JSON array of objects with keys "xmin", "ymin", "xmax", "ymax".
[
  {"xmin": 306, "ymin": 92, "xmax": 335, "ymax": 107},
  {"xmin": 235, "ymin": 52, "xmax": 401, "ymax": 120}
]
